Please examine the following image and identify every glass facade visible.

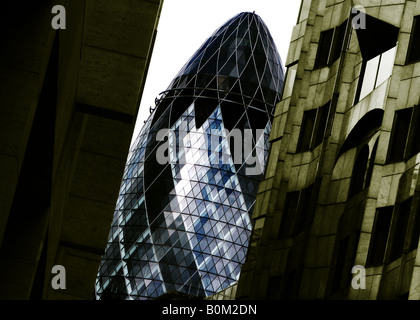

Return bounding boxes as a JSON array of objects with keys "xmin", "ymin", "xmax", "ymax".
[{"xmin": 95, "ymin": 12, "xmax": 284, "ymax": 300}]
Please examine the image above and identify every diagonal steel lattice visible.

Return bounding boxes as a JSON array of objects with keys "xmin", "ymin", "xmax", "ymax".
[{"xmin": 95, "ymin": 11, "xmax": 284, "ymax": 300}]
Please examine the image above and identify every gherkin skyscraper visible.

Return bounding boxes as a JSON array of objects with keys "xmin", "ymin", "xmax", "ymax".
[{"xmin": 95, "ymin": 12, "xmax": 284, "ymax": 300}]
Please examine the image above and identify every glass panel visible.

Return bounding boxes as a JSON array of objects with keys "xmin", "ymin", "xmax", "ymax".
[
  {"xmin": 312, "ymin": 101, "xmax": 330, "ymax": 148},
  {"xmin": 283, "ymin": 64, "xmax": 297, "ymax": 99},
  {"xmin": 297, "ymin": 109, "xmax": 317, "ymax": 152},
  {"xmin": 376, "ymin": 46, "xmax": 396, "ymax": 86},
  {"xmin": 389, "ymin": 197, "xmax": 412, "ymax": 261},
  {"xmin": 298, "ymin": 0, "xmax": 311, "ymax": 23},
  {"xmin": 315, "ymin": 29, "xmax": 334, "ymax": 69},
  {"xmin": 96, "ymin": 11, "xmax": 284, "ymax": 300},
  {"xmin": 388, "ymin": 108, "xmax": 412, "ymax": 162},
  {"xmin": 366, "ymin": 206, "xmax": 393, "ymax": 267},
  {"xmin": 359, "ymin": 54, "xmax": 380, "ymax": 100},
  {"xmin": 407, "ymin": 16, "xmax": 420, "ymax": 63}
]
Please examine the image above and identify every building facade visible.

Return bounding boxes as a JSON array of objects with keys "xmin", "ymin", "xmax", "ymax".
[
  {"xmin": 0, "ymin": 0, "xmax": 163, "ymax": 299},
  {"xmin": 95, "ymin": 12, "xmax": 284, "ymax": 299},
  {"xmin": 236, "ymin": 0, "xmax": 420, "ymax": 300}
]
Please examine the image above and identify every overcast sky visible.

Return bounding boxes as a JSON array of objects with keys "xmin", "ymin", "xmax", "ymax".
[{"xmin": 131, "ymin": 0, "xmax": 302, "ymax": 146}]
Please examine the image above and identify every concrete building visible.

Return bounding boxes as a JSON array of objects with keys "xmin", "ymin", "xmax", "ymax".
[
  {"xmin": 236, "ymin": 0, "xmax": 420, "ymax": 300},
  {"xmin": 0, "ymin": 0, "xmax": 163, "ymax": 299}
]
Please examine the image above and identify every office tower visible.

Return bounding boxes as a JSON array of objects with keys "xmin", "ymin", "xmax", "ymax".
[
  {"xmin": 96, "ymin": 11, "xmax": 284, "ymax": 299},
  {"xmin": 236, "ymin": 0, "xmax": 420, "ymax": 300}
]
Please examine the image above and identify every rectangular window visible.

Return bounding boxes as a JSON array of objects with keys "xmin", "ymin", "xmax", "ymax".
[
  {"xmin": 330, "ymin": 21, "xmax": 347, "ymax": 63},
  {"xmin": 278, "ymin": 191, "xmax": 300, "ymax": 238},
  {"xmin": 366, "ymin": 206, "xmax": 393, "ymax": 267},
  {"xmin": 389, "ymin": 197, "xmax": 412, "ymax": 262},
  {"xmin": 282, "ymin": 63, "xmax": 297, "ymax": 99},
  {"xmin": 315, "ymin": 29, "xmax": 334, "ymax": 69},
  {"xmin": 297, "ymin": 109, "xmax": 316, "ymax": 153},
  {"xmin": 409, "ymin": 202, "xmax": 420, "ymax": 251},
  {"xmin": 293, "ymin": 184, "xmax": 314, "ymax": 235},
  {"xmin": 331, "ymin": 236, "xmax": 349, "ymax": 294},
  {"xmin": 359, "ymin": 55, "xmax": 380, "ymax": 100},
  {"xmin": 357, "ymin": 46, "xmax": 396, "ymax": 102},
  {"xmin": 314, "ymin": 21, "xmax": 347, "ymax": 70},
  {"xmin": 265, "ymin": 276, "xmax": 282, "ymax": 299},
  {"xmin": 297, "ymin": 102, "xmax": 330, "ymax": 153},
  {"xmin": 279, "ymin": 185, "xmax": 316, "ymax": 239},
  {"xmin": 282, "ymin": 267, "xmax": 303, "ymax": 299},
  {"xmin": 387, "ymin": 106, "xmax": 420, "ymax": 163},
  {"xmin": 297, "ymin": 0, "xmax": 311, "ymax": 23},
  {"xmin": 387, "ymin": 108, "xmax": 412, "ymax": 163},
  {"xmin": 406, "ymin": 16, "xmax": 420, "ymax": 64},
  {"xmin": 376, "ymin": 46, "xmax": 397, "ymax": 85},
  {"xmin": 331, "ymin": 230, "xmax": 360, "ymax": 294},
  {"xmin": 312, "ymin": 101, "xmax": 330, "ymax": 148},
  {"xmin": 406, "ymin": 106, "xmax": 420, "ymax": 158}
]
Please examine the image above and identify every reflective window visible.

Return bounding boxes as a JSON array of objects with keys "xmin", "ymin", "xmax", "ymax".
[
  {"xmin": 359, "ymin": 46, "xmax": 396, "ymax": 101},
  {"xmin": 314, "ymin": 21, "xmax": 347, "ymax": 70},
  {"xmin": 278, "ymin": 191, "xmax": 299, "ymax": 239},
  {"xmin": 389, "ymin": 197, "xmax": 412, "ymax": 262},
  {"xmin": 409, "ymin": 203, "xmax": 420, "ymax": 251},
  {"xmin": 406, "ymin": 15, "xmax": 420, "ymax": 64},
  {"xmin": 297, "ymin": 0, "xmax": 311, "ymax": 23},
  {"xmin": 349, "ymin": 145, "xmax": 369, "ymax": 197},
  {"xmin": 297, "ymin": 109, "xmax": 316, "ymax": 153},
  {"xmin": 297, "ymin": 101, "xmax": 330, "ymax": 153},
  {"xmin": 278, "ymin": 184, "xmax": 315, "ymax": 239},
  {"xmin": 96, "ymin": 12, "xmax": 284, "ymax": 300},
  {"xmin": 366, "ymin": 206, "xmax": 393, "ymax": 267},
  {"xmin": 387, "ymin": 106, "xmax": 420, "ymax": 163},
  {"xmin": 282, "ymin": 63, "xmax": 297, "ymax": 99},
  {"xmin": 354, "ymin": 14, "xmax": 399, "ymax": 103},
  {"xmin": 314, "ymin": 29, "xmax": 334, "ymax": 69}
]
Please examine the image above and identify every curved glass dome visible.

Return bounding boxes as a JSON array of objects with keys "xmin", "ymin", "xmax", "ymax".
[{"xmin": 96, "ymin": 12, "xmax": 284, "ymax": 300}]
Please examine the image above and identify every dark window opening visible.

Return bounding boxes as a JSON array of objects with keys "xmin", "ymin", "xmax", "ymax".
[
  {"xmin": 346, "ymin": 230, "xmax": 361, "ymax": 286},
  {"xmin": 194, "ymin": 98, "xmax": 218, "ymax": 129},
  {"xmin": 409, "ymin": 199, "xmax": 420, "ymax": 251},
  {"xmin": 297, "ymin": 101, "xmax": 331, "ymax": 153},
  {"xmin": 170, "ymin": 96, "xmax": 194, "ymax": 127},
  {"xmin": 407, "ymin": 106, "xmax": 420, "ymax": 158},
  {"xmin": 312, "ymin": 101, "xmax": 330, "ymax": 148},
  {"xmin": 387, "ymin": 108, "xmax": 413, "ymax": 163},
  {"xmin": 366, "ymin": 206, "xmax": 393, "ymax": 267},
  {"xmin": 220, "ymin": 102, "xmax": 247, "ymax": 131},
  {"xmin": 151, "ymin": 98, "xmax": 171, "ymax": 129},
  {"xmin": 349, "ymin": 145, "xmax": 369, "ymax": 197},
  {"xmin": 315, "ymin": 29, "xmax": 334, "ymax": 69},
  {"xmin": 331, "ymin": 237, "xmax": 349, "ymax": 294},
  {"xmin": 331, "ymin": 230, "xmax": 360, "ymax": 295},
  {"xmin": 314, "ymin": 21, "xmax": 347, "ymax": 70},
  {"xmin": 364, "ymin": 139, "xmax": 378, "ymax": 189},
  {"xmin": 266, "ymin": 276, "xmax": 282, "ymax": 299},
  {"xmin": 399, "ymin": 292, "xmax": 409, "ymax": 300},
  {"xmin": 354, "ymin": 14, "xmax": 399, "ymax": 103},
  {"xmin": 282, "ymin": 268, "xmax": 301, "ymax": 300},
  {"xmin": 389, "ymin": 197, "xmax": 412, "ymax": 262},
  {"xmin": 278, "ymin": 184, "xmax": 315, "ymax": 239},
  {"xmin": 293, "ymin": 184, "xmax": 315, "ymax": 235},
  {"xmin": 330, "ymin": 21, "xmax": 347, "ymax": 63},
  {"xmin": 406, "ymin": 16, "xmax": 420, "ymax": 64},
  {"xmin": 278, "ymin": 191, "xmax": 300, "ymax": 239},
  {"xmin": 297, "ymin": 109, "xmax": 316, "ymax": 153}
]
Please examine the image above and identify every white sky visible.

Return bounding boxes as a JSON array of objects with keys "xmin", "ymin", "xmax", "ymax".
[{"xmin": 131, "ymin": 0, "xmax": 302, "ymax": 146}]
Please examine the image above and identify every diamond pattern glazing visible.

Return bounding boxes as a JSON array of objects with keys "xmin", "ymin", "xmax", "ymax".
[{"xmin": 95, "ymin": 12, "xmax": 284, "ymax": 300}]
